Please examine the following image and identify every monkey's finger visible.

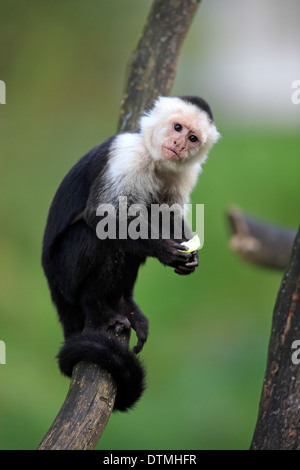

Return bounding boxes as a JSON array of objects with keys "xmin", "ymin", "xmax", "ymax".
[
  {"xmin": 185, "ymin": 259, "xmax": 198, "ymax": 268},
  {"xmin": 172, "ymin": 250, "xmax": 193, "ymax": 262},
  {"xmin": 178, "ymin": 244, "xmax": 189, "ymax": 252},
  {"xmin": 186, "ymin": 251, "xmax": 199, "ymax": 266},
  {"xmin": 174, "ymin": 269, "xmax": 194, "ymax": 275},
  {"xmin": 172, "ymin": 241, "xmax": 189, "ymax": 251},
  {"xmin": 174, "ymin": 265, "xmax": 195, "ymax": 275}
]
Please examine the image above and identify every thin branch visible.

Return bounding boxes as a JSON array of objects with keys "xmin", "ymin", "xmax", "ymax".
[
  {"xmin": 227, "ymin": 206, "xmax": 296, "ymax": 270},
  {"xmin": 38, "ymin": 0, "xmax": 202, "ymax": 450},
  {"xmin": 250, "ymin": 226, "xmax": 300, "ymax": 449},
  {"xmin": 118, "ymin": 0, "xmax": 201, "ymax": 132}
]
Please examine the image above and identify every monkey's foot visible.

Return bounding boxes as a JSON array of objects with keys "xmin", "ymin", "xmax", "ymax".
[{"xmin": 107, "ymin": 314, "xmax": 131, "ymax": 336}]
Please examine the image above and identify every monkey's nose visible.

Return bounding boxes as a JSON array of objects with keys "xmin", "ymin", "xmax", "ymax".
[{"xmin": 173, "ymin": 139, "xmax": 185, "ymax": 149}]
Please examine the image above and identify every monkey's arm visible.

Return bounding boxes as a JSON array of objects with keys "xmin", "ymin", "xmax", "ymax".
[
  {"xmin": 120, "ymin": 215, "xmax": 199, "ymax": 274},
  {"xmin": 83, "ymin": 167, "xmax": 198, "ymax": 274},
  {"xmin": 84, "ymin": 195, "xmax": 197, "ymax": 274},
  {"xmin": 122, "ymin": 237, "xmax": 194, "ymax": 269}
]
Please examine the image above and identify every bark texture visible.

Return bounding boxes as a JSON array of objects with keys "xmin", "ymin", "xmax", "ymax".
[
  {"xmin": 118, "ymin": 0, "xmax": 201, "ymax": 132},
  {"xmin": 37, "ymin": 362, "xmax": 116, "ymax": 450},
  {"xmin": 251, "ymin": 226, "xmax": 300, "ymax": 449}
]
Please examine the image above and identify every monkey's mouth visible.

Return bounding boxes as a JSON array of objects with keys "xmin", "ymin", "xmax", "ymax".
[{"xmin": 162, "ymin": 147, "xmax": 182, "ymax": 161}]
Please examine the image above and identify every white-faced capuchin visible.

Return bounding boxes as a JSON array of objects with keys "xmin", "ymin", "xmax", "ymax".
[{"xmin": 42, "ymin": 95, "xmax": 220, "ymax": 411}]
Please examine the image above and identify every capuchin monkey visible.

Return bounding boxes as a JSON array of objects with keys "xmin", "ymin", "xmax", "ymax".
[{"xmin": 42, "ymin": 95, "xmax": 220, "ymax": 411}]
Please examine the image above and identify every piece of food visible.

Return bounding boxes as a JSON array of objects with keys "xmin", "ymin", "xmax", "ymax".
[{"xmin": 179, "ymin": 234, "xmax": 201, "ymax": 253}]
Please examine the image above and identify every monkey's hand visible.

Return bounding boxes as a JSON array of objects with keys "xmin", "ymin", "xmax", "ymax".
[
  {"xmin": 174, "ymin": 250, "xmax": 199, "ymax": 275},
  {"xmin": 156, "ymin": 240, "xmax": 196, "ymax": 271},
  {"xmin": 107, "ymin": 314, "xmax": 132, "ymax": 335}
]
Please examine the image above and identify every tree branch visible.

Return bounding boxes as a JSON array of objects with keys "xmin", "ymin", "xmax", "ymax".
[
  {"xmin": 250, "ymin": 226, "xmax": 300, "ymax": 449},
  {"xmin": 118, "ymin": 0, "xmax": 201, "ymax": 132},
  {"xmin": 227, "ymin": 206, "xmax": 296, "ymax": 270},
  {"xmin": 37, "ymin": 362, "xmax": 117, "ymax": 450},
  {"xmin": 38, "ymin": 0, "xmax": 202, "ymax": 450}
]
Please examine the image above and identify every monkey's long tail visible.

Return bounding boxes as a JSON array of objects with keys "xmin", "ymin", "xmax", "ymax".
[{"xmin": 57, "ymin": 330, "xmax": 145, "ymax": 412}]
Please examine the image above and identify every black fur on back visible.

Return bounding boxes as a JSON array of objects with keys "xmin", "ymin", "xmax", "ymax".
[
  {"xmin": 57, "ymin": 330, "xmax": 145, "ymax": 412},
  {"xmin": 42, "ymin": 136, "xmax": 146, "ymax": 412}
]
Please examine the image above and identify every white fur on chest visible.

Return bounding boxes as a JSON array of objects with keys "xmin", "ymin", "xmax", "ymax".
[{"xmin": 107, "ymin": 133, "xmax": 201, "ymax": 206}]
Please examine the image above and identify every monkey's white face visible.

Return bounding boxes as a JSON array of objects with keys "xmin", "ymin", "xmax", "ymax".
[
  {"xmin": 140, "ymin": 97, "xmax": 220, "ymax": 167},
  {"xmin": 108, "ymin": 97, "xmax": 220, "ymax": 206},
  {"xmin": 155, "ymin": 118, "xmax": 202, "ymax": 162}
]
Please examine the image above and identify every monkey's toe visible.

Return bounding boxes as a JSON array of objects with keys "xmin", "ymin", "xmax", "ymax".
[{"xmin": 107, "ymin": 314, "xmax": 132, "ymax": 335}]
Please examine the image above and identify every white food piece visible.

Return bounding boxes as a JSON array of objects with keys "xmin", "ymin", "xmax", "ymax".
[{"xmin": 179, "ymin": 234, "xmax": 201, "ymax": 253}]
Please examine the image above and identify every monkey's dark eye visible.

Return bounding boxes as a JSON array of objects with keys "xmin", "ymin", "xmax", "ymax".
[
  {"xmin": 174, "ymin": 123, "xmax": 182, "ymax": 132},
  {"xmin": 189, "ymin": 135, "xmax": 198, "ymax": 143}
]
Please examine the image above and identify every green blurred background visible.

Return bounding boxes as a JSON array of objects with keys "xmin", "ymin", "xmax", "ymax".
[{"xmin": 0, "ymin": 0, "xmax": 299, "ymax": 450}]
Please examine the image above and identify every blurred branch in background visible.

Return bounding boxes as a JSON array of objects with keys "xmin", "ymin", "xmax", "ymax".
[
  {"xmin": 227, "ymin": 206, "xmax": 296, "ymax": 270},
  {"xmin": 37, "ymin": 0, "xmax": 202, "ymax": 450}
]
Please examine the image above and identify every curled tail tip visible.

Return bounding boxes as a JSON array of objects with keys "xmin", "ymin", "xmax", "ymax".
[{"xmin": 57, "ymin": 330, "xmax": 146, "ymax": 412}]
